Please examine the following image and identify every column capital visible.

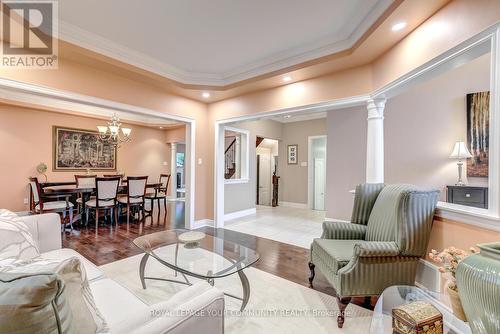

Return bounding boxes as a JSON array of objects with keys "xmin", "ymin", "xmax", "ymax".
[
  {"xmin": 170, "ymin": 142, "xmax": 177, "ymax": 148},
  {"xmin": 366, "ymin": 98, "xmax": 386, "ymax": 120}
]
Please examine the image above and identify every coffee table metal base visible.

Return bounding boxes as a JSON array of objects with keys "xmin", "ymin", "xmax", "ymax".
[{"xmin": 139, "ymin": 253, "xmax": 251, "ymax": 311}]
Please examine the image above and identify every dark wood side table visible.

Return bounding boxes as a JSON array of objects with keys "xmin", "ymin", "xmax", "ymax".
[{"xmin": 446, "ymin": 185, "xmax": 488, "ymax": 209}]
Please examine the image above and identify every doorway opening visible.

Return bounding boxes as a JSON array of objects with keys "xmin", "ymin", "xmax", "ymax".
[
  {"xmin": 308, "ymin": 135, "xmax": 327, "ymax": 211},
  {"xmin": 256, "ymin": 138, "xmax": 279, "ymax": 206}
]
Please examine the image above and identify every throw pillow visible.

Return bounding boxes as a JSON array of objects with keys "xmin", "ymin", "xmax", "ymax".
[
  {"xmin": 0, "ymin": 209, "xmax": 40, "ymax": 264},
  {"xmin": 1, "ymin": 257, "xmax": 108, "ymax": 333},
  {"xmin": 0, "ymin": 271, "xmax": 74, "ymax": 334}
]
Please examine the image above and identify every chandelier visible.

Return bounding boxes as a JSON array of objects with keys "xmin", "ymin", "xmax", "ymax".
[{"xmin": 97, "ymin": 113, "xmax": 132, "ymax": 147}]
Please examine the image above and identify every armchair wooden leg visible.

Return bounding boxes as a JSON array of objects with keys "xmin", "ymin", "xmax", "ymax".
[
  {"xmin": 308, "ymin": 262, "xmax": 315, "ymax": 288},
  {"xmin": 336, "ymin": 297, "xmax": 351, "ymax": 328}
]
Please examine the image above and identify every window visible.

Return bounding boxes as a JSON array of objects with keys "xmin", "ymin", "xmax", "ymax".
[
  {"xmin": 224, "ymin": 127, "xmax": 249, "ymax": 183},
  {"xmin": 176, "ymin": 152, "xmax": 185, "ymax": 167}
]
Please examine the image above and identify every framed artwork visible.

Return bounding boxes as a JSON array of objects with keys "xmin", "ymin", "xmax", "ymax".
[
  {"xmin": 53, "ymin": 126, "xmax": 117, "ymax": 171},
  {"xmin": 287, "ymin": 144, "xmax": 298, "ymax": 164},
  {"xmin": 466, "ymin": 91, "xmax": 490, "ymax": 177}
]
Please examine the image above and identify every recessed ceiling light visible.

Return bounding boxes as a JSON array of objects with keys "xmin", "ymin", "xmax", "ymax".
[
  {"xmin": 284, "ymin": 115, "xmax": 292, "ymax": 119},
  {"xmin": 202, "ymin": 92, "xmax": 210, "ymax": 98},
  {"xmin": 391, "ymin": 21, "xmax": 407, "ymax": 32},
  {"xmin": 159, "ymin": 126, "xmax": 164, "ymax": 129},
  {"xmin": 283, "ymin": 76, "xmax": 292, "ymax": 82}
]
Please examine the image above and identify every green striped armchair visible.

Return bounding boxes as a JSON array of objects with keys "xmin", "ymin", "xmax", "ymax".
[{"xmin": 309, "ymin": 184, "xmax": 439, "ymax": 328}]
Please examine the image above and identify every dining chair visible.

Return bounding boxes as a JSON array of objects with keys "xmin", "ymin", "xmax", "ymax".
[
  {"xmin": 145, "ymin": 174, "xmax": 170, "ymax": 216},
  {"xmin": 118, "ymin": 176, "xmax": 148, "ymax": 224},
  {"xmin": 74, "ymin": 174, "xmax": 96, "ymax": 213},
  {"xmin": 28, "ymin": 177, "xmax": 74, "ymax": 231},
  {"xmin": 85, "ymin": 177, "xmax": 120, "ymax": 230}
]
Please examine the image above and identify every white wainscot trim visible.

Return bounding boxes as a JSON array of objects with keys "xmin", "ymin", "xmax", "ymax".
[
  {"xmin": 224, "ymin": 208, "xmax": 257, "ymax": 221},
  {"xmin": 278, "ymin": 201, "xmax": 309, "ymax": 209},
  {"xmin": 224, "ymin": 178, "xmax": 250, "ymax": 185},
  {"xmin": 192, "ymin": 219, "xmax": 214, "ymax": 230},
  {"xmin": 436, "ymin": 201, "xmax": 500, "ymax": 232}
]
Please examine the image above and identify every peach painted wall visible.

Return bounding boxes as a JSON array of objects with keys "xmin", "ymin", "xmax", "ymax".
[
  {"xmin": 427, "ymin": 218, "xmax": 500, "ymax": 257},
  {"xmin": 0, "ymin": 105, "xmax": 169, "ymax": 212},
  {"xmin": 372, "ymin": 0, "xmax": 500, "ymax": 89},
  {"xmin": 0, "ymin": 57, "xmax": 211, "ymax": 220}
]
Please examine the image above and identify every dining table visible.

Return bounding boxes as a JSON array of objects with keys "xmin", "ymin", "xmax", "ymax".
[{"xmin": 41, "ymin": 181, "xmax": 162, "ymax": 225}]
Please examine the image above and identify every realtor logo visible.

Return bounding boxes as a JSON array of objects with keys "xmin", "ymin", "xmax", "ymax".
[{"xmin": 1, "ymin": 0, "xmax": 58, "ymax": 68}]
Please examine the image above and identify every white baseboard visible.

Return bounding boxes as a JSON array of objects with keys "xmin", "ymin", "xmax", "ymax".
[
  {"xmin": 192, "ymin": 219, "xmax": 214, "ymax": 229},
  {"xmin": 224, "ymin": 207, "xmax": 256, "ymax": 221},
  {"xmin": 324, "ymin": 217, "xmax": 350, "ymax": 223},
  {"xmin": 278, "ymin": 201, "xmax": 309, "ymax": 209},
  {"xmin": 415, "ymin": 259, "xmax": 441, "ymax": 293}
]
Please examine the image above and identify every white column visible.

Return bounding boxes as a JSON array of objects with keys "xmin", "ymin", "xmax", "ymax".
[
  {"xmin": 235, "ymin": 136, "xmax": 241, "ymax": 179},
  {"xmin": 170, "ymin": 142, "xmax": 177, "ymax": 198},
  {"xmin": 366, "ymin": 98, "xmax": 386, "ymax": 183}
]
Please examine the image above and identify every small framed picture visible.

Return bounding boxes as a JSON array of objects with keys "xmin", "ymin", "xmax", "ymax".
[{"xmin": 287, "ymin": 145, "xmax": 298, "ymax": 164}]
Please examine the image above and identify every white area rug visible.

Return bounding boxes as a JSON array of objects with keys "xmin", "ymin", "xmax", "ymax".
[{"xmin": 100, "ymin": 254, "xmax": 372, "ymax": 333}]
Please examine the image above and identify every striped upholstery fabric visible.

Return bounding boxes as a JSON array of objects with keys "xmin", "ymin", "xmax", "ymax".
[
  {"xmin": 310, "ymin": 183, "xmax": 439, "ymax": 297},
  {"xmin": 321, "ymin": 221, "xmax": 366, "ymax": 240},
  {"xmin": 350, "ymin": 183, "xmax": 384, "ymax": 225},
  {"xmin": 353, "ymin": 241, "xmax": 399, "ymax": 257}
]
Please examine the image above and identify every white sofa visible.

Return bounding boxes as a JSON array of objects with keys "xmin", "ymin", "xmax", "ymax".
[{"xmin": 18, "ymin": 213, "xmax": 225, "ymax": 334}]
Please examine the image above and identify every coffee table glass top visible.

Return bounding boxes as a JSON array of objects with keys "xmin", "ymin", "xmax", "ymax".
[{"xmin": 133, "ymin": 229, "xmax": 260, "ymax": 279}]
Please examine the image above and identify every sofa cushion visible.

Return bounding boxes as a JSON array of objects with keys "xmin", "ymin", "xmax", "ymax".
[
  {"xmin": 41, "ymin": 248, "xmax": 104, "ymax": 282},
  {"xmin": 312, "ymin": 239, "xmax": 367, "ymax": 273},
  {"xmin": 0, "ymin": 269, "xmax": 74, "ymax": 334},
  {"xmin": 1, "ymin": 257, "xmax": 108, "ymax": 333},
  {"xmin": 90, "ymin": 278, "xmax": 148, "ymax": 331},
  {"xmin": 0, "ymin": 209, "xmax": 40, "ymax": 264}
]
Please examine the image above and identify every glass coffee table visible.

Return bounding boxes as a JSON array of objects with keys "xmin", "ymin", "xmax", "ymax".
[
  {"xmin": 133, "ymin": 229, "xmax": 260, "ymax": 311},
  {"xmin": 370, "ymin": 285, "xmax": 471, "ymax": 334}
]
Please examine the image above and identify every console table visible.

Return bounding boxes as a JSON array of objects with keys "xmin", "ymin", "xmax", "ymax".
[{"xmin": 446, "ymin": 185, "xmax": 488, "ymax": 209}]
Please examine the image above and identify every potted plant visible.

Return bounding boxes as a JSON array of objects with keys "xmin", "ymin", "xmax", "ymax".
[{"xmin": 429, "ymin": 246, "xmax": 478, "ymax": 321}]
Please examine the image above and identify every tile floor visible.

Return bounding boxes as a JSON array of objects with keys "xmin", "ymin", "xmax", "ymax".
[{"xmin": 224, "ymin": 205, "xmax": 325, "ymax": 248}]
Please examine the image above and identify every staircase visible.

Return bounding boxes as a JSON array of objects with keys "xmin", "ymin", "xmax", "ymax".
[{"xmin": 225, "ymin": 138, "xmax": 236, "ymax": 179}]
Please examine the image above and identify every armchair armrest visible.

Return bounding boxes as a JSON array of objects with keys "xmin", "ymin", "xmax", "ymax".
[
  {"xmin": 19, "ymin": 213, "xmax": 62, "ymax": 253},
  {"xmin": 353, "ymin": 241, "xmax": 400, "ymax": 257},
  {"xmin": 117, "ymin": 282, "xmax": 225, "ymax": 334},
  {"xmin": 321, "ymin": 221, "xmax": 367, "ymax": 240}
]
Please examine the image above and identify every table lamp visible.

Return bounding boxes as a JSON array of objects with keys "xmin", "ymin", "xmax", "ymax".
[{"xmin": 449, "ymin": 141, "xmax": 473, "ymax": 186}]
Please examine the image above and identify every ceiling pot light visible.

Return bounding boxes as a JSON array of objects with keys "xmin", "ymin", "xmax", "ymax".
[
  {"xmin": 391, "ymin": 21, "xmax": 407, "ymax": 32},
  {"xmin": 283, "ymin": 76, "xmax": 292, "ymax": 82},
  {"xmin": 284, "ymin": 115, "xmax": 292, "ymax": 119},
  {"xmin": 202, "ymin": 92, "xmax": 210, "ymax": 98}
]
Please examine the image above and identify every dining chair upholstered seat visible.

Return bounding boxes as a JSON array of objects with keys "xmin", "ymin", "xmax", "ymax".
[
  {"xmin": 28, "ymin": 177, "xmax": 74, "ymax": 231},
  {"xmin": 35, "ymin": 201, "xmax": 74, "ymax": 211},
  {"xmin": 118, "ymin": 176, "xmax": 148, "ymax": 224},
  {"xmin": 145, "ymin": 174, "xmax": 170, "ymax": 215},
  {"xmin": 85, "ymin": 199, "xmax": 115, "ymax": 207},
  {"xmin": 309, "ymin": 183, "xmax": 439, "ymax": 328},
  {"xmin": 117, "ymin": 196, "xmax": 143, "ymax": 204},
  {"xmin": 85, "ymin": 177, "xmax": 120, "ymax": 230}
]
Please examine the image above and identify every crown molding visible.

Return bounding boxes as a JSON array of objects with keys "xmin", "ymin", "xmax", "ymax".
[{"xmin": 57, "ymin": 0, "xmax": 393, "ymax": 87}]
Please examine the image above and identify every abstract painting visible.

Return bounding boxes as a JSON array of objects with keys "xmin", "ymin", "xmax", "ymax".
[
  {"xmin": 466, "ymin": 91, "xmax": 490, "ymax": 177},
  {"xmin": 53, "ymin": 126, "xmax": 116, "ymax": 171}
]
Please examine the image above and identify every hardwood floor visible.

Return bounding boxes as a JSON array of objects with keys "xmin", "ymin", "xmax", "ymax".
[{"xmin": 62, "ymin": 201, "xmax": 375, "ymax": 309}]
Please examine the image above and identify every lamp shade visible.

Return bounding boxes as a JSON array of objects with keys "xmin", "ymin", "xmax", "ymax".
[{"xmin": 449, "ymin": 141, "xmax": 473, "ymax": 159}]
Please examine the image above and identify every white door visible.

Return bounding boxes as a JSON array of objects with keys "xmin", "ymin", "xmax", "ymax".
[
  {"xmin": 258, "ymin": 149, "xmax": 271, "ymax": 206},
  {"xmin": 314, "ymin": 158, "xmax": 326, "ymax": 210}
]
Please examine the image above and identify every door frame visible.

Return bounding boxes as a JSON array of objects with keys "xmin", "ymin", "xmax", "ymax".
[{"xmin": 308, "ymin": 135, "xmax": 327, "ymax": 210}]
